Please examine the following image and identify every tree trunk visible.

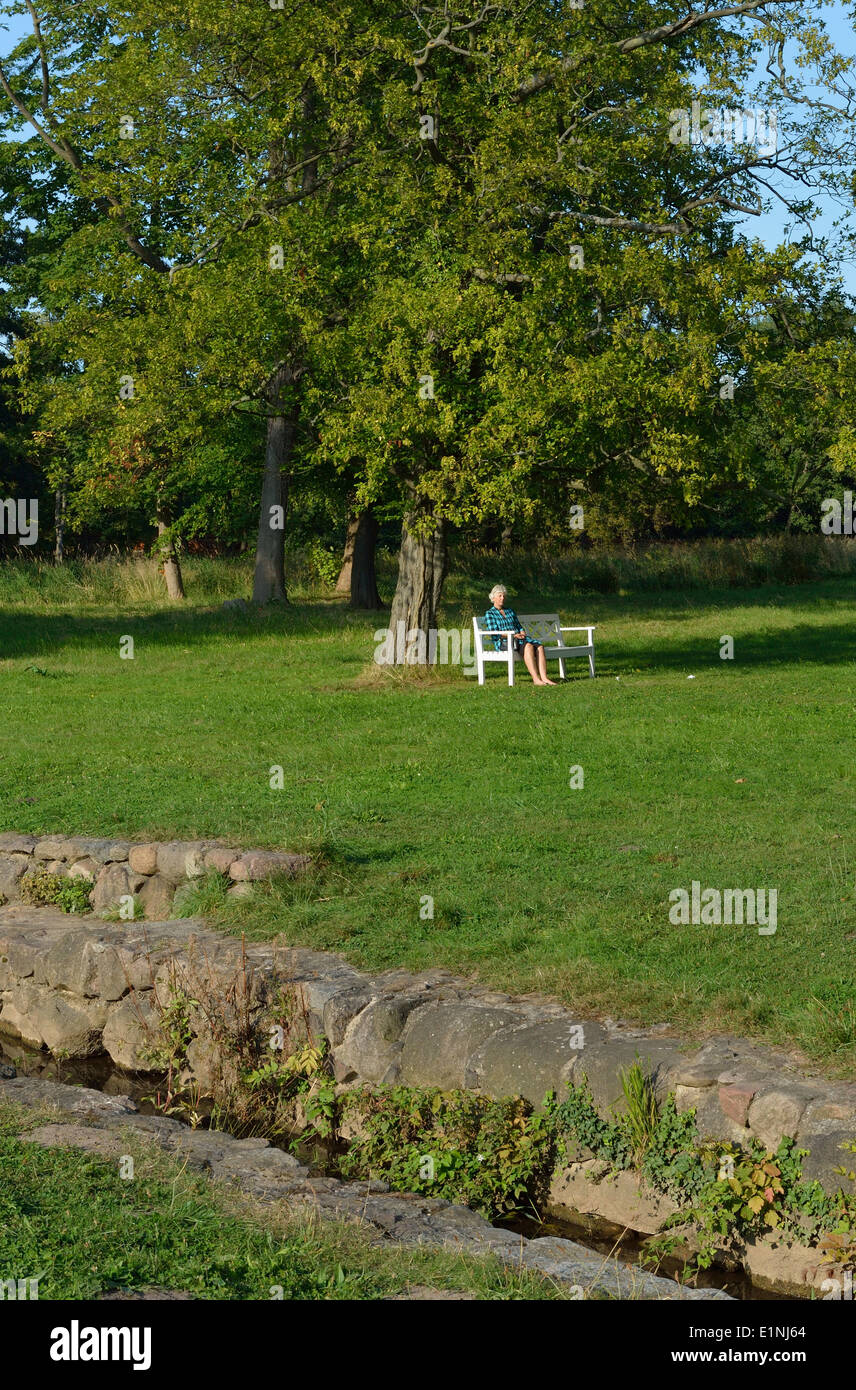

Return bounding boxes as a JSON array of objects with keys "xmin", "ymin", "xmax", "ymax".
[
  {"xmin": 337, "ymin": 508, "xmax": 382, "ymax": 608},
  {"xmin": 388, "ymin": 510, "xmax": 447, "ymax": 662},
  {"xmin": 156, "ymin": 513, "xmax": 185, "ymax": 599},
  {"xmin": 54, "ymin": 484, "xmax": 66, "ymax": 564},
  {"xmin": 252, "ymin": 362, "xmax": 300, "ymax": 604},
  {"xmin": 335, "ymin": 512, "xmax": 360, "ymax": 593}
]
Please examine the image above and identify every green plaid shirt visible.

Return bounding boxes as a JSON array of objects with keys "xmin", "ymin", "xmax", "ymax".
[{"xmin": 483, "ymin": 606, "xmax": 540, "ymax": 652}]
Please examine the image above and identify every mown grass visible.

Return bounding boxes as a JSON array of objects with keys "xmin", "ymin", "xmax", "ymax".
[
  {"xmin": 1, "ymin": 541, "xmax": 855, "ymax": 1071},
  {"xmin": 0, "ymin": 1100, "xmax": 573, "ymax": 1300}
]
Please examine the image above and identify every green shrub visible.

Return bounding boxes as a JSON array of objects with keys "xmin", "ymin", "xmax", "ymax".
[
  {"xmin": 20, "ymin": 869, "xmax": 91, "ymax": 914},
  {"xmin": 339, "ymin": 1085, "xmax": 554, "ymax": 1219}
]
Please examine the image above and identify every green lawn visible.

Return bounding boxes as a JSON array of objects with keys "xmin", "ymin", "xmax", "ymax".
[
  {"xmin": 1, "ymin": 555, "xmax": 855, "ymax": 1070},
  {"xmin": 0, "ymin": 1101, "xmax": 565, "ymax": 1299}
]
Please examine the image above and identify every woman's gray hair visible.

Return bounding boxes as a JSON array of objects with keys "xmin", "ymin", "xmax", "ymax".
[{"xmin": 488, "ymin": 583, "xmax": 507, "ymax": 602}]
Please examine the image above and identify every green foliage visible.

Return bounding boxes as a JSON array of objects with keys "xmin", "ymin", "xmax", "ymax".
[
  {"xmin": 551, "ymin": 1074, "xmax": 856, "ymax": 1276},
  {"xmin": 619, "ymin": 1059, "xmax": 660, "ymax": 1161},
  {"xmin": 19, "ymin": 869, "xmax": 91, "ymax": 914},
  {"xmin": 340, "ymin": 1086, "xmax": 555, "ymax": 1219},
  {"xmin": 172, "ymin": 869, "xmax": 230, "ymax": 919}
]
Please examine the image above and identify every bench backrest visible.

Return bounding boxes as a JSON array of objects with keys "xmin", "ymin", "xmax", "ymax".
[
  {"xmin": 472, "ymin": 612, "xmax": 562, "ymax": 651},
  {"xmin": 518, "ymin": 613, "xmax": 562, "ymax": 645}
]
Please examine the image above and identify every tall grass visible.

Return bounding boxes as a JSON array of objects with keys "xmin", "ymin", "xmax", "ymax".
[
  {"xmin": 0, "ymin": 546, "xmax": 337, "ymax": 609},
  {"xmin": 447, "ymin": 535, "xmax": 856, "ymax": 602},
  {"xmin": 2, "ymin": 533, "xmax": 854, "ymax": 613}
]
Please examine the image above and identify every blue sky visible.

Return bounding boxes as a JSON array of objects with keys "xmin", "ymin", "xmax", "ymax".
[{"xmin": 1, "ymin": 1, "xmax": 855, "ymax": 292}]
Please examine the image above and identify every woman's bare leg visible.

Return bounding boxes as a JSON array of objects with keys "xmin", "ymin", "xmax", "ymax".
[
  {"xmin": 538, "ymin": 646, "xmax": 556, "ymax": 685},
  {"xmin": 523, "ymin": 643, "xmax": 544, "ymax": 684}
]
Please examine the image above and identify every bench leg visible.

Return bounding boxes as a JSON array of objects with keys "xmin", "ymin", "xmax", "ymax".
[
  {"xmin": 558, "ymin": 658, "xmax": 566, "ymax": 680},
  {"xmin": 588, "ymin": 648, "xmax": 595, "ymax": 678}
]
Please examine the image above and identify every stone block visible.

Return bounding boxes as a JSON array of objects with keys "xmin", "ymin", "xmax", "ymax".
[
  {"xmin": 798, "ymin": 1124, "xmax": 856, "ymax": 1194},
  {"xmin": 128, "ymin": 844, "xmax": 159, "ymax": 875},
  {"xmin": 34, "ymin": 839, "xmax": 66, "ymax": 861},
  {"xmin": 467, "ymin": 1018, "xmax": 607, "ymax": 1107},
  {"xmin": 0, "ymin": 854, "xmax": 30, "ymax": 901},
  {"xmin": 747, "ymin": 1086, "xmax": 817, "ymax": 1150},
  {"xmin": 560, "ymin": 1036, "xmax": 679, "ymax": 1113},
  {"xmin": 398, "ymin": 1003, "xmax": 525, "ymax": 1089},
  {"xmin": 2, "ymin": 982, "xmax": 106, "ymax": 1056},
  {"xmin": 69, "ymin": 857, "xmax": 99, "ymax": 883},
  {"xmin": 138, "ymin": 874, "xmax": 176, "ymax": 921},
  {"xmin": 336, "ymin": 998, "xmax": 424, "ymax": 1084},
  {"xmin": 156, "ymin": 842, "xmax": 207, "ymax": 885},
  {"xmin": 203, "ymin": 847, "xmax": 235, "ymax": 875},
  {"xmin": 718, "ymin": 1082, "xmax": 758, "ymax": 1128},
  {"xmin": 91, "ymin": 864, "xmax": 146, "ymax": 913},
  {"xmin": 0, "ymin": 834, "xmax": 35, "ymax": 854},
  {"xmin": 322, "ymin": 986, "xmax": 374, "ymax": 1046},
  {"xmin": 103, "ymin": 993, "xmax": 161, "ymax": 1070}
]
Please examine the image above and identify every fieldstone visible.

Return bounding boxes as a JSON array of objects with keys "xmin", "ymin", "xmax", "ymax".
[
  {"xmin": 572, "ymin": 1038, "xmax": 683, "ymax": 1112},
  {"xmin": 69, "ymin": 857, "xmax": 99, "ymax": 883},
  {"xmin": 0, "ymin": 854, "xmax": 30, "ymax": 901},
  {"xmin": 293, "ymin": 969, "xmax": 365, "ymax": 1035},
  {"xmin": 0, "ymin": 933, "xmax": 39, "ymax": 979},
  {"xmin": 718, "ymin": 1082, "xmax": 757, "ymax": 1128},
  {"xmin": 6, "ymin": 984, "xmax": 107, "ymax": 1056},
  {"xmin": 59, "ymin": 837, "xmax": 96, "ymax": 861},
  {"xmin": 800, "ymin": 1095, "xmax": 856, "ymax": 1130},
  {"xmin": 670, "ymin": 1038, "xmax": 745, "ymax": 1088},
  {"xmin": 399, "ymin": 1003, "xmax": 525, "ymax": 1089},
  {"xmin": 42, "ymin": 934, "xmax": 101, "ymax": 995},
  {"xmin": 748, "ymin": 1086, "xmax": 816, "ymax": 1150},
  {"xmin": 743, "ymin": 1236, "xmax": 830, "ymax": 1296},
  {"xmin": 677, "ymin": 1085, "xmax": 750, "ymax": 1144},
  {"xmin": 138, "ymin": 874, "xmax": 176, "ymax": 920},
  {"xmin": 77, "ymin": 840, "xmax": 131, "ymax": 865},
  {"xmin": 91, "ymin": 863, "xmax": 146, "ymax": 913},
  {"xmin": 466, "ymin": 1018, "xmax": 610, "ymax": 1108},
  {"xmin": 103, "ymin": 993, "xmax": 161, "ymax": 1070},
  {"xmin": 45, "ymin": 859, "xmax": 68, "ymax": 877},
  {"xmin": 0, "ymin": 980, "xmax": 45, "ymax": 1046},
  {"xmin": 548, "ymin": 1161, "xmax": 682, "ymax": 1236},
  {"xmin": 156, "ymin": 842, "xmax": 207, "ymax": 885},
  {"xmin": 322, "ymin": 986, "xmax": 375, "ymax": 1046},
  {"xmin": 336, "ymin": 999, "xmax": 423, "ymax": 1083},
  {"xmin": 227, "ymin": 881, "xmax": 253, "ymax": 898},
  {"xmin": 128, "ymin": 844, "xmax": 159, "ymax": 876},
  {"xmin": 798, "ymin": 1124, "xmax": 856, "ymax": 1193},
  {"xmin": 203, "ymin": 847, "xmax": 235, "ymax": 875},
  {"xmin": 230, "ymin": 851, "xmax": 308, "ymax": 881},
  {"xmin": 95, "ymin": 943, "xmax": 154, "ymax": 1002},
  {"xmin": 0, "ymin": 834, "xmax": 36, "ymax": 854},
  {"xmin": 34, "ymin": 839, "xmax": 66, "ymax": 861}
]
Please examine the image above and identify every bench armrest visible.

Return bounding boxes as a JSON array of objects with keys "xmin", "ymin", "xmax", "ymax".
[
  {"xmin": 560, "ymin": 625, "xmax": 596, "ymax": 633},
  {"xmin": 475, "ymin": 629, "xmax": 516, "ymax": 648}
]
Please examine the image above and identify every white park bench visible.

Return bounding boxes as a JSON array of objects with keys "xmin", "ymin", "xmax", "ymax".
[{"xmin": 471, "ymin": 613, "xmax": 596, "ymax": 686}]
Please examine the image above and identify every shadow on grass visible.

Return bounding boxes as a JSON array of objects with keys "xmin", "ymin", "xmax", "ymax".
[{"xmin": 1, "ymin": 582, "xmax": 855, "ymax": 676}]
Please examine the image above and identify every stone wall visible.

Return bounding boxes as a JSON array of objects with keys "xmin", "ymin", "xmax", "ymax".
[
  {"xmin": 0, "ymin": 834, "xmax": 309, "ymax": 919},
  {"xmin": 1, "ymin": 905, "xmax": 854, "ymax": 1297}
]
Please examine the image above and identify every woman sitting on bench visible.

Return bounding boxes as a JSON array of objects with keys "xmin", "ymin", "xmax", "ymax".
[{"xmin": 483, "ymin": 585, "xmax": 556, "ymax": 686}]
